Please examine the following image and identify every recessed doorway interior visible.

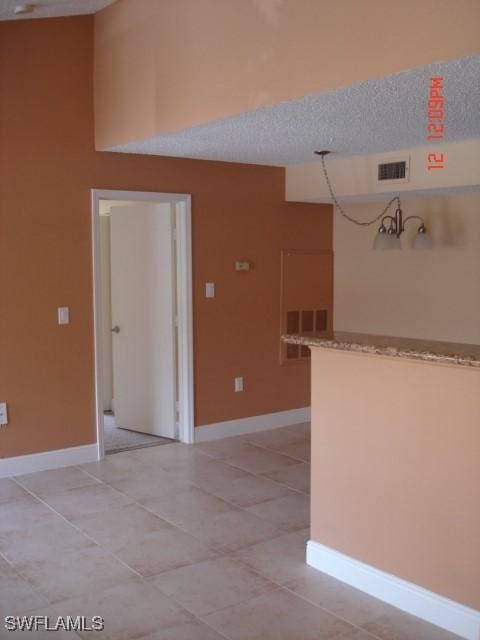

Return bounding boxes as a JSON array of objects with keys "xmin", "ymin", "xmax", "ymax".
[{"xmin": 91, "ymin": 190, "xmax": 194, "ymax": 458}]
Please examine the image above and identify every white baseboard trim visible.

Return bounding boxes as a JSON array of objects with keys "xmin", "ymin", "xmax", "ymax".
[
  {"xmin": 0, "ymin": 444, "xmax": 99, "ymax": 478},
  {"xmin": 195, "ymin": 407, "xmax": 310, "ymax": 442},
  {"xmin": 306, "ymin": 540, "xmax": 480, "ymax": 640}
]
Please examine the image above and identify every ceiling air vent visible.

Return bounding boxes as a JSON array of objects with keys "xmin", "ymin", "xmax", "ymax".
[{"xmin": 378, "ymin": 160, "xmax": 407, "ymax": 181}]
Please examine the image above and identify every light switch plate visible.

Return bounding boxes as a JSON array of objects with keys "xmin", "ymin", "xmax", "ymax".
[
  {"xmin": 0, "ymin": 402, "xmax": 8, "ymax": 426},
  {"xmin": 205, "ymin": 282, "xmax": 215, "ymax": 298},
  {"xmin": 57, "ymin": 307, "xmax": 70, "ymax": 325},
  {"xmin": 234, "ymin": 377, "xmax": 244, "ymax": 392}
]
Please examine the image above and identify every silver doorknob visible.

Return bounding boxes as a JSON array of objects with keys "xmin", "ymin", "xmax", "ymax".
[{"xmin": 111, "ymin": 326, "xmax": 120, "ymax": 333}]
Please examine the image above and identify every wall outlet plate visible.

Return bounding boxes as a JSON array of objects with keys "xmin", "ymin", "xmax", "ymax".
[{"xmin": 235, "ymin": 260, "xmax": 250, "ymax": 271}]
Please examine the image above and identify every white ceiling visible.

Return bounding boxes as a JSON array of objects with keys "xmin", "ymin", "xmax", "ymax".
[
  {"xmin": 109, "ymin": 54, "xmax": 480, "ymax": 166},
  {"xmin": 0, "ymin": 0, "xmax": 115, "ymax": 20}
]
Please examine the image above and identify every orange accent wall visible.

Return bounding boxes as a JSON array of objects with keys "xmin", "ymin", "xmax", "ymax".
[
  {"xmin": 0, "ymin": 16, "xmax": 332, "ymax": 459},
  {"xmin": 310, "ymin": 348, "xmax": 480, "ymax": 610},
  {"xmin": 94, "ymin": 0, "xmax": 480, "ymax": 149}
]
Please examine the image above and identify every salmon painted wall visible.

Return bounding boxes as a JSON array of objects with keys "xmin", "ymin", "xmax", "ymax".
[
  {"xmin": 311, "ymin": 348, "xmax": 480, "ymax": 610},
  {"xmin": 94, "ymin": 0, "xmax": 480, "ymax": 148},
  {"xmin": 0, "ymin": 16, "xmax": 332, "ymax": 459}
]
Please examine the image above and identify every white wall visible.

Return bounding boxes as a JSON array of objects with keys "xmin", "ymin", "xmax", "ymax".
[{"xmin": 334, "ymin": 193, "xmax": 480, "ymax": 344}]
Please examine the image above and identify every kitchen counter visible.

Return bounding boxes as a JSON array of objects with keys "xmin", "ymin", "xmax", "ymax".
[
  {"xmin": 299, "ymin": 329, "xmax": 480, "ymax": 619},
  {"xmin": 282, "ymin": 331, "xmax": 480, "ymax": 368}
]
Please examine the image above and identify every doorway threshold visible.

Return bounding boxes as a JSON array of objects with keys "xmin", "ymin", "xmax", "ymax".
[{"xmin": 104, "ymin": 414, "xmax": 175, "ymax": 455}]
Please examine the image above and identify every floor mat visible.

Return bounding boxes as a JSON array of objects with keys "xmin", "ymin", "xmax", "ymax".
[{"xmin": 104, "ymin": 413, "xmax": 174, "ymax": 454}]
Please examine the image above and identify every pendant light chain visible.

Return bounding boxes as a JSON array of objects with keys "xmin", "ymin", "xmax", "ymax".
[{"xmin": 319, "ymin": 153, "xmax": 400, "ymax": 227}]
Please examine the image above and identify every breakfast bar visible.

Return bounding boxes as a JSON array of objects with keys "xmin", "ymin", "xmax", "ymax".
[{"xmin": 283, "ymin": 332, "xmax": 480, "ymax": 634}]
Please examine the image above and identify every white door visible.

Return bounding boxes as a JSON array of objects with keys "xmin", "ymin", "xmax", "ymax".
[{"xmin": 110, "ymin": 203, "xmax": 176, "ymax": 439}]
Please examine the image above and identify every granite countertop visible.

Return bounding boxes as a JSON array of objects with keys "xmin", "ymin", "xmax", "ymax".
[{"xmin": 282, "ymin": 332, "xmax": 480, "ymax": 368}]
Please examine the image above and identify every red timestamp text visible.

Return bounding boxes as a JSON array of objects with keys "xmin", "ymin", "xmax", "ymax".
[{"xmin": 426, "ymin": 76, "xmax": 444, "ymax": 170}]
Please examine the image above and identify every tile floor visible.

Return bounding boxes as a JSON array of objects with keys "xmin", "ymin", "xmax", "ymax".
[{"xmin": 0, "ymin": 423, "xmax": 460, "ymax": 639}]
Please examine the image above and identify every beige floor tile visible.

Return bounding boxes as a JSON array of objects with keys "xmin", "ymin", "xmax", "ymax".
[
  {"xmin": 181, "ymin": 509, "xmax": 283, "ymax": 553},
  {"xmin": 362, "ymin": 609, "xmax": 464, "ymax": 640},
  {"xmin": 0, "ymin": 478, "xmax": 30, "ymax": 502},
  {"xmin": 203, "ymin": 587, "xmax": 354, "ymax": 640},
  {"xmin": 111, "ymin": 528, "xmax": 219, "ymax": 576},
  {"xmin": 80, "ymin": 450, "xmax": 145, "ymax": 482},
  {"xmin": 42, "ymin": 484, "xmax": 133, "ymax": 520},
  {"xmin": 0, "ymin": 516, "xmax": 94, "ymax": 564},
  {"xmin": 187, "ymin": 460, "xmax": 252, "ymax": 494},
  {"xmin": 158, "ymin": 456, "xmax": 226, "ymax": 484},
  {"xmin": 15, "ymin": 466, "xmax": 99, "ymax": 497},
  {"xmin": 205, "ymin": 473, "xmax": 298, "ymax": 507},
  {"xmin": 336, "ymin": 630, "xmax": 380, "ymax": 640},
  {"xmin": 131, "ymin": 443, "xmax": 211, "ymax": 474},
  {"xmin": 106, "ymin": 468, "xmax": 192, "ymax": 501},
  {"xmin": 140, "ymin": 486, "xmax": 236, "ymax": 528},
  {"xmin": 224, "ymin": 446, "xmax": 299, "ymax": 474},
  {"xmin": 286, "ymin": 568, "xmax": 398, "ymax": 627},
  {"xmin": 263, "ymin": 462, "xmax": 310, "ymax": 493},
  {"xmin": 150, "ymin": 556, "xmax": 276, "ymax": 616},
  {"xmin": 245, "ymin": 425, "xmax": 307, "ymax": 450},
  {"xmin": 294, "ymin": 527, "xmax": 311, "ymax": 541},
  {"xmin": 16, "ymin": 545, "xmax": 137, "ymax": 604},
  {"xmin": 276, "ymin": 440, "xmax": 311, "ymax": 461},
  {"xmin": 70, "ymin": 503, "xmax": 174, "ymax": 550},
  {"xmin": 194, "ymin": 436, "xmax": 255, "ymax": 460},
  {"xmin": 0, "ymin": 556, "xmax": 48, "ymax": 613},
  {"xmin": 138, "ymin": 620, "xmax": 227, "ymax": 640},
  {"xmin": 246, "ymin": 493, "xmax": 310, "ymax": 532},
  {"xmin": 46, "ymin": 580, "xmax": 193, "ymax": 640},
  {"xmin": 233, "ymin": 531, "xmax": 310, "ymax": 584},
  {"xmin": 288, "ymin": 422, "xmax": 311, "ymax": 437},
  {"xmin": 0, "ymin": 497, "xmax": 54, "ymax": 534}
]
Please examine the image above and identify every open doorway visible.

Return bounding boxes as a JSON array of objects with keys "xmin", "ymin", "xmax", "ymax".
[{"xmin": 91, "ymin": 190, "xmax": 194, "ymax": 458}]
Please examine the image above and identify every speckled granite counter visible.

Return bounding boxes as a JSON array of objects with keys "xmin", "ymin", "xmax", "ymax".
[{"xmin": 282, "ymin": 331, "xmax": 480, "ymax": 368}]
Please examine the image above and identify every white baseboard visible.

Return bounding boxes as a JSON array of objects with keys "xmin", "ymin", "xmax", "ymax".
[
  {"xmin": 195, "ymin": 407, "xmax": 310, "ymax": 442},
  {"xmin": 306, "ymin": 540, "xmax": 480, "ymax": 640},
  {"xmin": 0, "ymin": 444, "xmax": 99, "ymax": 478}
]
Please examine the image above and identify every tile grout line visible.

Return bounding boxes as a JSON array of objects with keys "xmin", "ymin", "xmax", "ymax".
[
  {"xmin": 6, "ymin": 426, "xmax": 312, "ymax": 619},
  {"xmin": 78, "ymin": 459, "xmax": 306, "ymax": 544},
  {"xmin": 10, "ymin": 476, "xmax": 147, "ymax": 581},
  {"xmin": 76, "ymin": 435, "xmax": 311, "ymax": 560},
  {"xmin": 281, "ymin": 582, "xmax": 387, "ymax": 640}
]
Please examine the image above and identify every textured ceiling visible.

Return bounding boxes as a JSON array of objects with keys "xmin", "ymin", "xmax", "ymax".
[
  {"xmin": 0, "ymin": 0, "xmax": 115, "ymax": 20},
  {"xmin": 110, "ymin": 55, "xmax": 480, "ymax": 166}
]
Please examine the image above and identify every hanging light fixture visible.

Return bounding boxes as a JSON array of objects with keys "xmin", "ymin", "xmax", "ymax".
[{"xmin": 314, "ymin": 151, "xmax": 432, "ymax": 250}]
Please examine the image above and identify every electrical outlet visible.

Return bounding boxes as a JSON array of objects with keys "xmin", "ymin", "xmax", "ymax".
[
  {"xmin": 0, "ymin": 402, "xmax": 8, "ymax": 426},
  {"xmin": 234, "ymin": 377, "xmax": 244, "ymax": 392}
]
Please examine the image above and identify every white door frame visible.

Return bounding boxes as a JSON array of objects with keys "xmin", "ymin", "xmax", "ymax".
[{"xmin": 91, "ymin": 189, "xmax": 194, "ymax": 459}]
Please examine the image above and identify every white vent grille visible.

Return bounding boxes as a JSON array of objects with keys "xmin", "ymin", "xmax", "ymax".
[{"xmin": 378, "ymin": 161, "xmax": 407, "ymax": 181}]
